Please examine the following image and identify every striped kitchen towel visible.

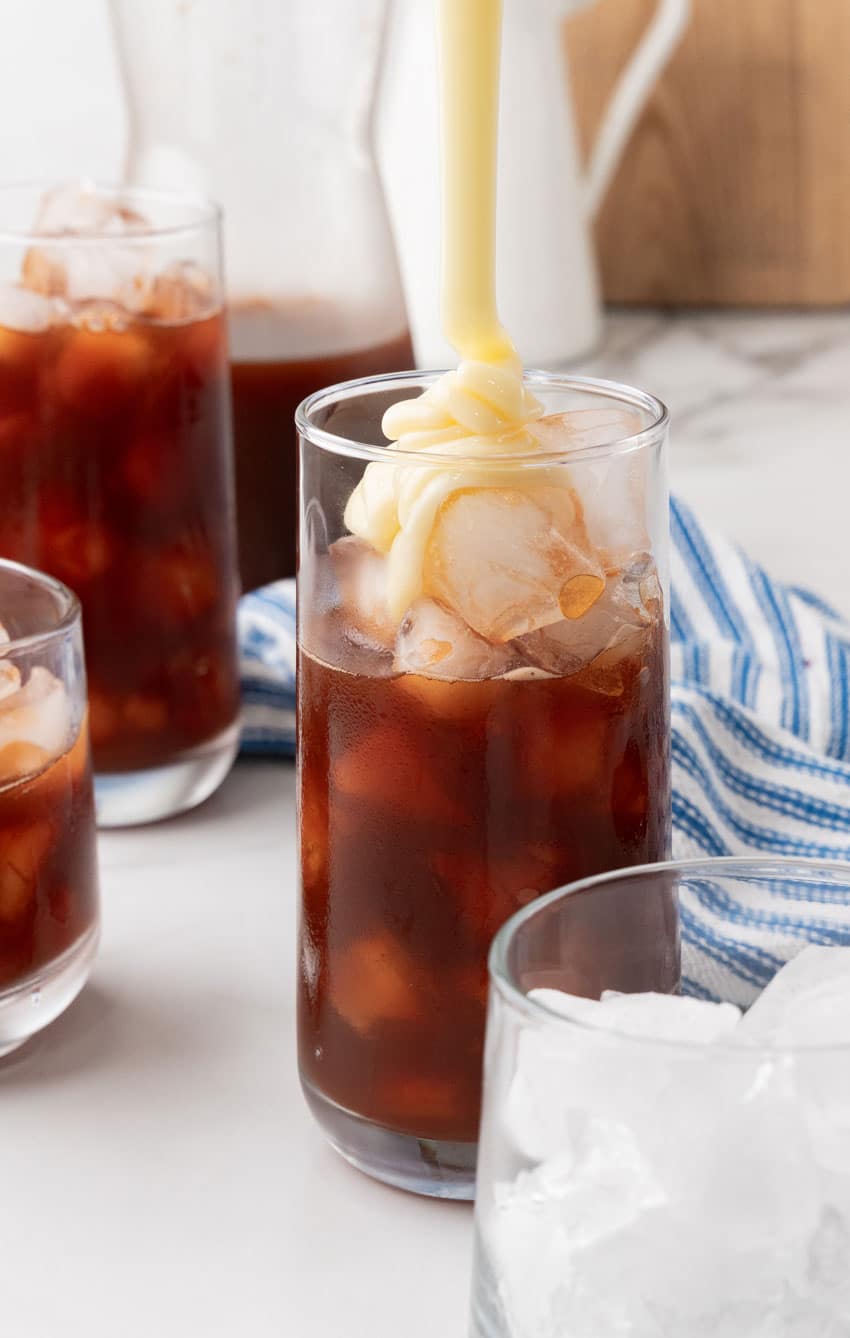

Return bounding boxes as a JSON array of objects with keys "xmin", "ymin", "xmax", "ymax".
[{"xmin": 238, "ymin": 494, "xmax": 850, "ymax": 867}]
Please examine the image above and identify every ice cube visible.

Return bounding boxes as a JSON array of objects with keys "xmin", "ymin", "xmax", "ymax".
[
  {"xmin": 46, "ymin": 518, "xmax": 115, "ymax": 587},
  {"xmin": 738, "ymin": 949, "xmax": 850, "ymax": 1182},
  {"xmin": 121, "ymin": 430, "xmax": 185, "ymax": 507},
  {"xmin": 0, "ymin": 820, "xmax": 52, "ymax": 922},
  {"xmin": 738, "ymin": 946, "xmax": 850, "ymax": 1046},
  {"xmin": 394, "ymin": 597, "xmax": 520, "ymax": 680},
  {"xmin": 484, "ymin": 1121, "xmax": 665, "ymax": 1338},
  {"xmin": 519, "ymin": 707, "xmax": 610, "ymax": 802},
  {"xmin": 501, "ymin": 992, "xmax": 740, "ymax": 1169},
  {"xmin": 392, "ymin": 668, "xmax": 492, "ymax": 721},
  {"xmin": 53, "ymin": 323, "xmax": 152, "ymax": 416},
  {"xmin": 0, "ymin": 282, "xmax": 54, "ymax": 333},
  {"xmin": 423, "ymin": 487, "xmax": 605, "ymax": 644},
  {"xmin": 332, "ymin": 722, "xmax": 467, "ymax": 826},
  {"xmin": 24, "ymin": 247, "xmax": 147, "ymax": 307},
  {"xmin": 0, "ymin": 666, "xmax": 71, "ymax": 758},
  {"xmin": 0, "ymin": 661, "xmax": 21, "ymax": 701},
  {"xmin": 139, "ymin": 261, "xmax": 215, "ymax": 323},
  {"xmin": 299, "ymin": 788, "xmax": 328, "ymax": 923},
  {"xmin": 123, "ymin": 694, "xmax": 168, "ymax": 734},
  {"xmin": 670, "ymin": 1056, "xmax": 819, "ymax": 1252},
  {"xmin": 32, "ymin": 182, "xmax": 148, "ymax": 237},
  {"xmin": 530, "ymin": 988, "xmax": 743, "ymax": 1042},
  {"xmin": 138, "ymin": 542, "xmax": 219, "ymax": 628},
  {"xmin": 22, "ymin": 186, "xmax": 150, "ymax": 306},
  {"xmin": 492, "ymin": 1001, "xmax": 820, "ymax": 1338},
  {"xmin": 517, "ymin": 567, "xmax": 651, "ymax": 676},
  {"xmin": 329, "ymin": 931, "xmax": 423, "ymax": 1034},
  {"xmin": 0, "ymin": 741, "xmax": 51, "ymax": 783},
  {"xmin": 543, "ymin": 1205, "xmax": 811, "ymax": 1338},
  {"xmin": 329, "ymin": 535, "xmax": 399, "ymax": 653},
  {"xmin": 524, "ymin": 482, "xmax": 584, "ymax": 542},
  {"xmin": 70, "ymin": 300, "xmax": 131, "ymax": 334},
  {"xmin": 528, "ymin": 406, "xmax": 644, "ymax": 457},
  {"xmin": 573, "ymin": 456, "xmax": 651, "ymax": 569},
  {"xmin": 432, "ymin": 846, "xmax": 552, "ymax": 942},
  {"xmin": 20, "ymin": 248, "xmax": 68, "ymax": 299}
]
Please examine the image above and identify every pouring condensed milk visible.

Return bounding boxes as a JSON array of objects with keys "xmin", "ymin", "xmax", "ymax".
[
  {"xmin": 296, "ymin": 0, "xmax": 672, "ymax": 1197},
  {"xmin": 346, "ymin": 0, "xmax": 617, "ymax": 621}
]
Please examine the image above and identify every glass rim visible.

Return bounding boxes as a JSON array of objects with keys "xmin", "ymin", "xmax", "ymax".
[
  {"xmin": 0, "ymin": 558, "xmax": 81, "ymax": 654},
  {"xmin": 0, "ymin": 180, "xmax": 222, "ymax": 246},
  {"xmin": 489, "ymin": 855, "xmax": 850, "ymax": 1055},
  {"xmin": 296, "ymin": 370, "xmax": 669, "ymax": 468}
]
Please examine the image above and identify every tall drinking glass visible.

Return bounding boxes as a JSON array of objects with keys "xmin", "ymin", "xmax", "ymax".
[
  {"xmin": 472, "ymin": 858, "xmax": 850, "ymax": 1337},
  {"xmin": 0, "ymin": 184, "xmax": 241, "ymax": 826},
  {"xmin": 297, "ymin": 372, "xmax": 671, "ymax": 1197},
  {"xmin": 0, "ymin": 559, "xmax": 100, "ymax": 1055}
]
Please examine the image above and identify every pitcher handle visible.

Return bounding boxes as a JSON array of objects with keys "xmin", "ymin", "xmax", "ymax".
[{"xmin": 583, "ymin": 0, "xmax": 690, "ymax": 217}]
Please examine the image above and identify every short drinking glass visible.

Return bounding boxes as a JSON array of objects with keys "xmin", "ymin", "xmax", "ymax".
[
  {"xmin": 0, "ymin": 559, "xmax": 100, "ymax": 1057},
  {"xmin": 297, "ymin": 372, "xmax": 671, "ymax": 1198},
  {"xmin": 472, "ymin": 858, "xmax": 850, "ymax": 1337},
  {"xmin": 0, "ymin": 183, "xmax": 241, "ymax": 826}
]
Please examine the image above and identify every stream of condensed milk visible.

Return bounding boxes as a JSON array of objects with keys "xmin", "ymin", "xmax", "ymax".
[{"xmin": 344, "ymin": 0, "xmax": 548, "ymax": 619}]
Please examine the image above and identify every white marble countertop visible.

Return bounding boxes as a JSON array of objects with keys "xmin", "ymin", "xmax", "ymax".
[
  {"xmin": 584, "ymin": 310, "xmax": 850, "ymax": 619},
  {"xmin": 0, "ymin": 309, "xmax": 846, "ymax": 1338}
]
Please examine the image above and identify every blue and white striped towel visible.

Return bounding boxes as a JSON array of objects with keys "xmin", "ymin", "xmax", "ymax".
[{"xmin": 238, "ymin": 497, "xmax": 850, "ymax": 996}]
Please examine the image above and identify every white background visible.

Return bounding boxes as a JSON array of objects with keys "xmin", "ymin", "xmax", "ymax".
[{"xmin": 0, "ymin": 0, "xmax": 124, "ymax": 181}]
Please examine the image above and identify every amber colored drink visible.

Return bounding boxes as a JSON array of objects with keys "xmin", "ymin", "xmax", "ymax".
[
  {"xmin": 0, "ymin": 303, "xmax": 241, "ymax": 774},
  {"xmin": 298, "ymin": 623, "xmax": 669, "ymax": 1145},
  {"xmin": 0, "ymin": 725, "xmax": 98, "ymax": 990},
  {"xmin": 230, "ymin": 307, "xmax": 414, "ymax": 590}
]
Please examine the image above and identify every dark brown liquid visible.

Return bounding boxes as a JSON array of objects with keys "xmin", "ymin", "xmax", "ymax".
[
  {"xmin": 298, "ymin": 629, "xmax": 670, "ymax": 1145},
  {"xmin": 0, "ymin": 725, "xmax": 99, "ymax": 988},
  {"xmin": 230, "ymin": 319, "xmax": 414, "ymax": 590},
  {"xmin": 0, "ymin": 307, "xmax": 241, "ymax": 774}
]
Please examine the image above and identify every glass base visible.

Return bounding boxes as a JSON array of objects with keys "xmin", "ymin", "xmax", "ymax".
[
  {"xmin": 0, "ymin": 921, "xmax": 100, "ymax": 1058},
  {"xmin": 94, "ymin": 722, "xmax": 240, "ymax": 827},
  {"xmin": 302, "ymin": 1078, "xmax": 478, "ymax": 1199}
]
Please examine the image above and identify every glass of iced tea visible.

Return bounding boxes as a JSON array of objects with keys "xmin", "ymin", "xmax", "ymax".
[
  {"xmin": 0, "ymin": 558, "xmax": 100, "ymax": 1056},
  {"xmin": 296, "ymin": 371, "xmax": 672, "ymax": 1197},
  {"xmin": 0, "ymin": 183, "xmax": 241, "ymax": 826}
]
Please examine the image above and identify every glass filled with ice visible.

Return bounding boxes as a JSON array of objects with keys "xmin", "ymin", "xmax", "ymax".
[
  {"xmin": 0, "ymin": 183, "xmax": 240, "ymax": 826},
  {"xmin": 0, "ymin": 558, "xmax": 100, "ymax": 1056},
  {"xmin": 472, "ymin": 857, "xmax": 850, "ymax": 1338},
  {"xmin": 296, "ymin": 371, "xmax": 671, "ymax": 1197}
]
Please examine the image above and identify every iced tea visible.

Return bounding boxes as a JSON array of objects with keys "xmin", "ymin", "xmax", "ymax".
[
  {"xmin": 0, "ymin": 716, "xmax": 98, "ymax": 994},
  {"xmin": 0, "ymin": 559, "xmax": 100, "ymax": 1054},
  {"xmin": 299, "ymin": 617, "xmax": 668, "ymax": 1144},
  {"xmin": 297, "ymin": 375, "xmax": 671, "ymax": 1190},
  {"xmin": 0, "ymin": 187, "xmax": 240, "ymax": 788}
]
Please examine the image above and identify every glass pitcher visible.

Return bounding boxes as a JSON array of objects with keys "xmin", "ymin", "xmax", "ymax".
[{"xmin": 109, "ymin": 0, "xmax": 413, "ymax": 590}]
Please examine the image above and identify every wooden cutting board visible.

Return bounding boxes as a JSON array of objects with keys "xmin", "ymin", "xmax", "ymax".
[{"xmin": 565, "ymin": 0, "xmax": 850, "ymax": 305}]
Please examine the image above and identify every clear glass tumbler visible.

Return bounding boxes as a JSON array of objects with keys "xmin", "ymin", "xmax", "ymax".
[
  {"xmin": 472, "ymin": 857, "xmax": 850, "ymax": 1337},
  {"xmin": 0, "ymin": 183, "xmax": 241, "ymax": 826},
  {"xmin": 0, "ymin": 559, "xmax": 100, "ymax": 1056},
  {"xmin": 297, "ymin": 371, "xmax": 671, "ymax": 1198}
]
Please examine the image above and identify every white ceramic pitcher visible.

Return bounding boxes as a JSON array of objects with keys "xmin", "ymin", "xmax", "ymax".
[{"xmin": 377, "ymin": 0, "xmax": 689, "ymax": 368}]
